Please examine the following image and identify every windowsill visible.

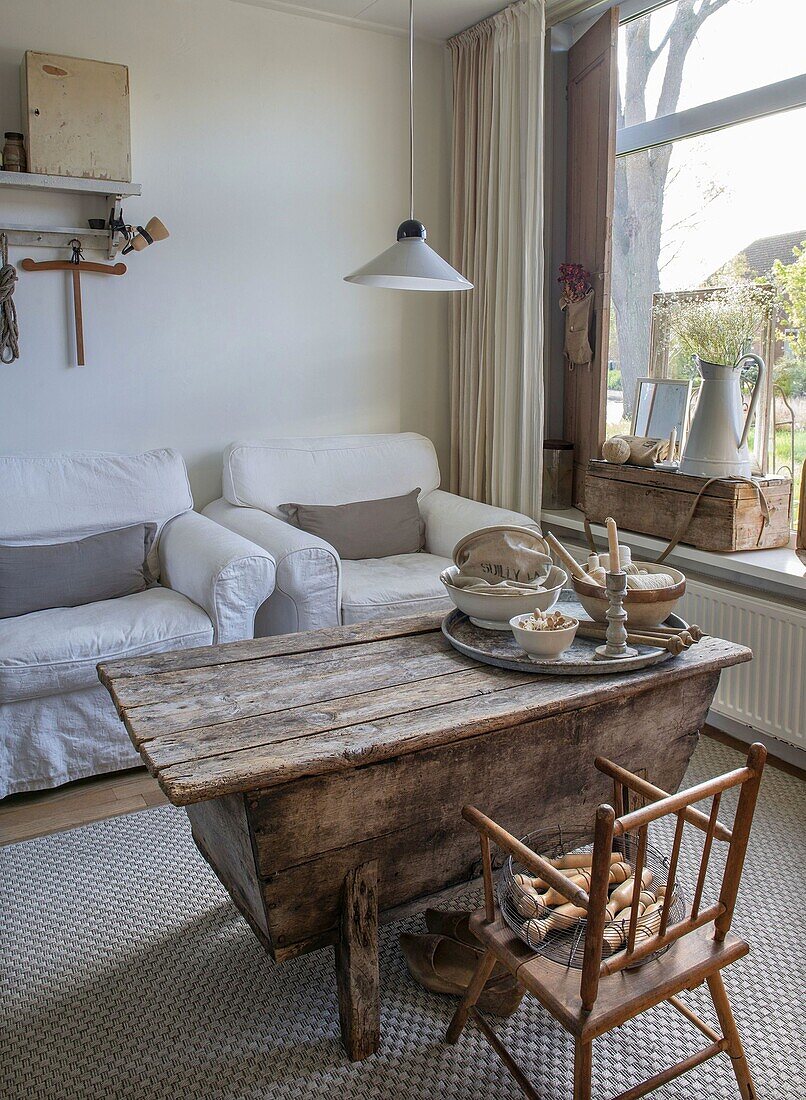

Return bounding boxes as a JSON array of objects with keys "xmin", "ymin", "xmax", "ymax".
[{"xmin": 541, "ymin": 507, "xmax": 806, "ymax": 603}]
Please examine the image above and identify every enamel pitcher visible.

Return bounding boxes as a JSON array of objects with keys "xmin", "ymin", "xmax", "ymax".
[{"xmin": 679, "ymin": 352, "xmax": 765, "ymax": 479}]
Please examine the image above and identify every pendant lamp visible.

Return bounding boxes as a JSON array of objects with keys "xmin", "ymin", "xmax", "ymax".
[{"xmin": 344, "ymin": 0, "xmax": 472, "ymax": 291}]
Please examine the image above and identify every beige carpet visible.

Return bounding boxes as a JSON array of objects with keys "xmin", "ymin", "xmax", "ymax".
[{"xmin": 1, "ymin": 736, "xmax": 804, "ymax": 1099}]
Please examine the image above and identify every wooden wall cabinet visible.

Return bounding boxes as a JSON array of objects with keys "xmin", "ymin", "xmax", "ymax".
[{"xmin": 21, "ymin": 51, "xmax": 131, "ymax": 182}]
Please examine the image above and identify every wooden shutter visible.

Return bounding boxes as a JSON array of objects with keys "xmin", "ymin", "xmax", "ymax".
[{"xmin": 564, "ymin": 8, "xmax": 618, "ymax": 507}]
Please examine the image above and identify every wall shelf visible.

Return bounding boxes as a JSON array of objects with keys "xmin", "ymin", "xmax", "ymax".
[{"xmin": 0, "ymin": 170, "xmax": 142, "ymax": 257}]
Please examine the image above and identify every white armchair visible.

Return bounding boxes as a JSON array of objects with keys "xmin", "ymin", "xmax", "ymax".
[
  {"xmin": 0, "ymin": 449, "xmax": 275, "ymax": 797},
  {"xmin": 203, "ymin": 434, "xmax": 539, "ymax": 636}
]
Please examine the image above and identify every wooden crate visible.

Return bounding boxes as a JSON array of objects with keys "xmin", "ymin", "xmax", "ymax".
[
  {"xmin": 585, "ymin": 460, "xmax": 792, "ymax": 552},
  {"xmin": 21, "ymin": 52, "xmax": 131, "ymax": 181}
]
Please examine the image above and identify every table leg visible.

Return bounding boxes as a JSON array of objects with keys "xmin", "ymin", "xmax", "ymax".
[{"xmin": 335, "ymin": 859, "xmax": 379, "ymax": 1061}]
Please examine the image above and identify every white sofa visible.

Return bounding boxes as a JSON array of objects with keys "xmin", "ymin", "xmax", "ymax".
[
  {"xmin": 0, "ymin": 449, "xmax": 276, "ymax": 798},
  {"xmin": 203, "ymin": 433, "xmax": 539, "ymax": 635}
]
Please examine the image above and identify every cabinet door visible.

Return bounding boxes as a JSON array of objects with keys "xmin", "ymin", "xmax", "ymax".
[
  {"xmin": 22, "ymin": 52, "xmax": 131, "ymax": 181},
  {"xmin": 564, "ymin": 10, "xmax": 618, "ymax": 507}
]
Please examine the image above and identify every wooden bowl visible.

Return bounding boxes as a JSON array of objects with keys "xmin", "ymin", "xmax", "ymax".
[{"xmin": 571, "ymin": 562, "xmax": 686, "ymax": 629}]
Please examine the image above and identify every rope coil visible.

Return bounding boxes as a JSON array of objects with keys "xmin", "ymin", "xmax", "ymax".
[{"xmin": 0, "ymin": 233, "xmax": 20, "ymax": 363}]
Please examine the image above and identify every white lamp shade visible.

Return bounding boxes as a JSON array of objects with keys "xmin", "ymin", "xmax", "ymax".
[{"xmin": 344, "ymin": 237, "xmax": 473, "ymax": 291}]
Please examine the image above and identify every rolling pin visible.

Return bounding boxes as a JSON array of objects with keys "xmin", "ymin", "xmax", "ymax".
[
  {"xmin": 575, "ymin": 622, "xmax": 688, "ymax": 655},
  {"xmin": 538, "ymin": 861, "xmax": 632, "ymax": 907},
  {"xmin": 524, "ymin": 852, "xmax": 626, "ymax": 890},
  {"xmin": 545, "ymin": 531, "xmax": 600, "ymax": 585},
  {"xmin": 523, "ymin": 902, "xmax": 588, "ymax": 944},
  {"xmin": 551, "ymin": 851, "xmax": 623, "ymax": 871},
  {"xmin": 644, "ymin": 623, "xmax": 704, "ymax": 642},
  {"xmin": 602, "ymin": 890, "xmax": 656, "ymax": 950},
  {"xmin": 605, "ymin": 868, "xmax": 654, "ymax": 917}
]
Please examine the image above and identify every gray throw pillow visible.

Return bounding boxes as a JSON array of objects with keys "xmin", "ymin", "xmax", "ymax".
[
  {"xmin": 0, "ymin": 523, "xmax": 157, "ymax": 619},
  {"xmin": 279, "ymin": 489, "xmax": 425, "ymax": 560}
]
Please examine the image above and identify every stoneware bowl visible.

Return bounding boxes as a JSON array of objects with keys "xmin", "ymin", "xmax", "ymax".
[
  {"xmin": 572, "ymin": 559, "xmax": 686, "ymax": 630},
  {"xmin": 440, "ymin": 564, "xmax": 567, "ymax": 631},
  {"xmin": 510, "ymin": 613, "xmax": 579, "ymax": 659}
]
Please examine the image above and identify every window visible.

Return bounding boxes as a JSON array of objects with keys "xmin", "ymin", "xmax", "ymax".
[{"xmin": 607, "ymin": 0, "xmax": 806, "ymax": 524}]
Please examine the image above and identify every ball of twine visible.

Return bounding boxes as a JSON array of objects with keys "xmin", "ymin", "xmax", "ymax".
[{"xmin": 602, "ymin": 437, "xmax": 630, "ymax": 464}]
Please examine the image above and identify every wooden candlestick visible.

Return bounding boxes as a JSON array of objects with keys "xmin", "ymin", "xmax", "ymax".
[{"xmin": 594, "ymin": 569, "xmax": 637, "ymax": 660}]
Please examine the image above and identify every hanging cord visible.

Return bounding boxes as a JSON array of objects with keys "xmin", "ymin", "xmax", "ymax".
[
  {"xmin": 0, "ymin": 233, "xmax": 20, "ymax": 363},
  {"xmin": 408, "ymin": 0, "xmax": 415, "ymax": 220}
]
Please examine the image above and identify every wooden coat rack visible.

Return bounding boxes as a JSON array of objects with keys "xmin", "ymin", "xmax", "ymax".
[{"xmin": 21, "ymin": 240, "xmax": 126, "ymax": 365}]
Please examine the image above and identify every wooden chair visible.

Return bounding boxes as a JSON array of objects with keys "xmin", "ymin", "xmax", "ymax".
[{"xmin": 446, "ymin": 743, "xmax": 766, "ymax": 1100}]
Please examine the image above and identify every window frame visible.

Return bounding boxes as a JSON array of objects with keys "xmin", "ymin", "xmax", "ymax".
[{"xmin": 611, "ymin": 0, "xmax": 806, "ymax": 523}]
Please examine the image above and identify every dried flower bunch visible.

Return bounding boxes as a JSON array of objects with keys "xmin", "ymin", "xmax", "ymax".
[
  {"xmin": 654, "ymin": 283, "xmax": 775, "ymax": 367},
  {"xmin": 558, "ymin": 262, "xmax": 592, "ymax": 303}
]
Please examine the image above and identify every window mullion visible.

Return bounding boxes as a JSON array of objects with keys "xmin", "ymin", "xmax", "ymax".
[{"xmin": 617, "ymin": 73, "xmax": 806, "ymax": 156}]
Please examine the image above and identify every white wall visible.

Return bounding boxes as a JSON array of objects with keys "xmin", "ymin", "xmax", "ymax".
[{"xmin": 0, "ymin": 0, "xmax": 451, "ymax": 505}]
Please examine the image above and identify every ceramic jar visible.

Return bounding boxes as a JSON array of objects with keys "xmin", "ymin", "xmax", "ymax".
[{"xmin": 2, "ymin": 133, "xmax": 26, "ymax": 172}]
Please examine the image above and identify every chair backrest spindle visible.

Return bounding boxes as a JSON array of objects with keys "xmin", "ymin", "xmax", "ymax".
[
  {"xmin": 624, "ymin": 824, "xmax": 648, "ymax": 956},
  {"xmin": 691, "ymin": 792, "xmax": 721, "ymax": 919}
]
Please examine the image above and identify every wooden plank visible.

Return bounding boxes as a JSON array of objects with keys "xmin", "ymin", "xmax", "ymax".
[
  {"xmin": 147, "ymin": 644, "xmax": 747, "ymax": 804},
  {"xmin": 185, "ymin": 794, "xmax": 271, "ymax": 946},
  {"xmin": 99, "ymin": 612, "xmax": 445, "ymax": 681},
  {"xmin": 250, "ymin": 674, "xmax": 711, "ymax": 950},
  {"xmin": 139, "ymin": 665, "xmax": 529, "ymax": 769},
  {"xmin": 115, "ymin": 642, "xmax": 478, "ymax": 744},
  {"xmin": 335, "ymin": 861, "xmax": 379, "ymax": 1062},
  {"xmin": 586, "ymin": 460, "xmax": 788, "ymax": 498},
  {"xmin": 104, "ymin": 630, "xmax": 463, "ymax": 714},
  {"xmin": 585, "ymin": 468, "xmax": 792, "ymax": 552}
]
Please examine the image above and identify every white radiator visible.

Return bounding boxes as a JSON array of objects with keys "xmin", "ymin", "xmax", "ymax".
[{"xmin": 679, "ymin": 579, "xmax": 806, "ymax": 751}]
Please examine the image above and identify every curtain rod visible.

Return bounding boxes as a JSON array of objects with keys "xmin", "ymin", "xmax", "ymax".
[{"xmin": 447, "ymin": 0, "xmax": 605, "ymax": 44}]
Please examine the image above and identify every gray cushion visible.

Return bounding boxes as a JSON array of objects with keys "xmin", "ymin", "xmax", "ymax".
[
  {"xmin": 0, "ymin": 523, "xmax": 156, "ymax": 620},
  {"xmin": 279, "ymin": 489, "xmax": 425, "ymax": 560}
]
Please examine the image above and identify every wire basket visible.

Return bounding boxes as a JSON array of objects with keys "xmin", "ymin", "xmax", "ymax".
[{"xmin": 498, "ymin": 826, "xmax": 686, "ymax": 969}]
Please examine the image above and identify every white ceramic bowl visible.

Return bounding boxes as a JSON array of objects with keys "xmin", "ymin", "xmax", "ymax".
[
  {"xmin": 440, "ymin": 564, "xmax": 567, "ymax": 631},
  {"xmin": 572, "ymin": 559, "xmax": 686, "ymax": 630},
  {"xmin": 510, "ymin": 613, "xmax": 579, "ymax": 659}
]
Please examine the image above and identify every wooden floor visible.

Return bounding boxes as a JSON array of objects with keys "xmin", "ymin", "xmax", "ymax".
[
  {"xmin": 0, "ymin": 726, "xmax": 801, "ymax": 847},
  {"xmin": 0, "ymin": 768, "xmax": 167, "ymax": 846}
]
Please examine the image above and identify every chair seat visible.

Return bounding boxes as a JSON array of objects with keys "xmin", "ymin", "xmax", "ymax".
[
  {"xmin": 0, "ymin": 587, "xmax": 213, "ymax": 702},
  {"xmin": 469, "ymin": 910, "xmax": 749, "ymax": 1042},
  {"xmin": 340, "ymin": 552, "xmax": 454, "ymax": 625}
]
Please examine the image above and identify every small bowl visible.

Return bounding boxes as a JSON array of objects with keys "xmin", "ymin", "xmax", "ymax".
[
  {"xmin": 510, "ymin": 612, "xmax": 579, "ymax": 659},
  {"xmin": 441, "ymin": 565, "xmax": 567, "ymax": 631},
  {"xmin": 572, "ymin": 559, "xmax": 686, "ymax": 630}
]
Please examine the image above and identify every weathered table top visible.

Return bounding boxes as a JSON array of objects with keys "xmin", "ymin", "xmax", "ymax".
[{"xmin": 98, "ymin": 611, "xmax": 751, "ymax": 807}]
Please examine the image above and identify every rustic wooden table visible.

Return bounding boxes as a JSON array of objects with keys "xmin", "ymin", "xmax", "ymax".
[{"xmin": 98, "ymin": 612, "xmax": 749, "ymax": 1061}]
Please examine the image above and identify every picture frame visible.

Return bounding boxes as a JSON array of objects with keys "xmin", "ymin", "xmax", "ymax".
[{"xmin": 630, "ymin": 377, "xmax": 692, "ymax": 450}]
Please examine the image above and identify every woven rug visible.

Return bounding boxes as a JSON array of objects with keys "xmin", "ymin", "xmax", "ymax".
[{"xmin": 1, "ymin": 736, "xmax": 803, "ymax": 1100}]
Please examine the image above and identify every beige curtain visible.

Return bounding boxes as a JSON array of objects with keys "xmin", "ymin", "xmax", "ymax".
[{"xmin": 448, "ymin": 0, "xmax": 545, "ymax": 517}]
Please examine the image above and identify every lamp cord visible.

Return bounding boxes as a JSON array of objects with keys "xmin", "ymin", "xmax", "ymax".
[
  {"xmin": 409, "ymin": 0, "xmax": 415, "ymax": 221},
  {"xmin": 0, "ymin": 233, "xmax": 20, "ymax": 364}
]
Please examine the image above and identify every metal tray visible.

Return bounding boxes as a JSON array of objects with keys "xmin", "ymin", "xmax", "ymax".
[{"xmin": 442, "ymin": 591, "xmax": 689, "ymax": 676}]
